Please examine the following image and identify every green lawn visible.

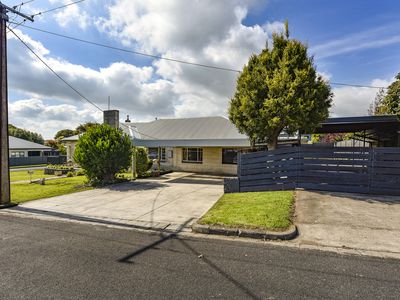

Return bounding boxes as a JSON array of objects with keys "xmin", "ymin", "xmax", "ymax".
[
  {"xmin": 11, "ymin": 176, "xmax": 92, "ymax": 204},
  {"xmin": 199, "ymin": 191, "xmax": 294, "ymax": 230},
  {"xmin": 10, "ymin": 169, "xmax": 55, "ymax": 182}
]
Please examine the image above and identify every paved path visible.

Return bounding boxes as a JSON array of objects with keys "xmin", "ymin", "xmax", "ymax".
[
  {"xmin": 11, "ymin": 175, "xmax": 67, "ymax": 184},
  {"xmin": 10, "ymin": 166, "xmax": 46, "ymax": 171},
  {"xmin": 16, "ymin": 172, "xmax": 223, "ymax": 232},
  {"xmin": 0, "ymin": 214, "xmax": 399, "ymax": 299},
  {"xmin": 294, "ymin": 190, "xmax": 400, "ymax": 259}
]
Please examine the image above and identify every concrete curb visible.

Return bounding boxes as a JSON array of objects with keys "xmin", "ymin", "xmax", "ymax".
[
  {"xmin": 0, "ymin": 203, "xmax": 18, "ymax": 209},
  {"xmin": 192, "ymin": 223, "xmax": 298, "ymax": 240}
]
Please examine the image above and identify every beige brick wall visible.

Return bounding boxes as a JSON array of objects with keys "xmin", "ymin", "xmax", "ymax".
[
  {"xmin": 167, "ymin": 147, "xmax": 237, "ymax": 175},
  {"xmin": 65, "ymin": 141, "xmax": 77, "ymax": 162},
  {"xmin": 66, "ymin": 142, "xmax": 238, "ymax": 175}
]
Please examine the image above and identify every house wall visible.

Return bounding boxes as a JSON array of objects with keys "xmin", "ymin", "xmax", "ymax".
[
  {"xmin": 65, "ymin": 142, "xmax": 238, "ymax": 175},
  {"xmin": 65, "ymin": 141, "xmax": 77, "ymax": 162},
  {"xmin": 164, "ymin": 147, "xmax": 237, "ymax": 175}
]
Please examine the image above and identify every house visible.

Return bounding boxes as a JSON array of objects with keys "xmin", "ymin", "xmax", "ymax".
[
  {"xmin": 8, "ymin": 136, "xmax": 61, "ymax": 166},
  {"xmin": 126, "ymin": 116, "xmax": 251, "ymax": 175},
  {"xmin": 62, "ymin": 112, "xmax": 299, "ymax": 175},
  {"xmin": 9, "ymin": 136, "xmax": 53, "ymax": 158}
]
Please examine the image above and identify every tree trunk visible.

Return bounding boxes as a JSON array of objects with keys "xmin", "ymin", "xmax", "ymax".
[
  {"xmin": 267, "ymin": 138, "xmax": 278, "ymax": 150},
  {"xmin": 250, "ymin": 139, "xmax": 256, "ymax": 151}
]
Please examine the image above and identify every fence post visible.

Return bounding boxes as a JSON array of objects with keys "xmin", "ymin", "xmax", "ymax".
[
  {"xmin": 295, "ymin": 147, "xmax": 298, "ymax": 189},
  {"xmin": 367, "ymin": 148, "xmax": 374, "ymax": 194},
  {"xmin": 237, "ymin": 151, "xmax": 241, "ymax": 192}
]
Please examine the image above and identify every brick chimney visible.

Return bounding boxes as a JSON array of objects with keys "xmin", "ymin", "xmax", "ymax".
[{"xmin": 103, "ymin": 110, "xmax": 119, "ymax": 128}]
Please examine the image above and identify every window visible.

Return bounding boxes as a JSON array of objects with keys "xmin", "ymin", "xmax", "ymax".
[
  {"xmin": 28, "ymin": 151, "xmax": 41, "ymax": 157},
  {"xmin": 182, "ymin": 148, "xmax": 203, "ymax": 163},
  {"xmin": 148, "ymin": 147, "xmax": 166, "ymax": 161},
  {"xmin": 10, "ymin": 151, "xmax": 25, "ymax": 158},
  {"xmin": 222, "ymin": 148, "xmax": 238, "ymax": 164}
]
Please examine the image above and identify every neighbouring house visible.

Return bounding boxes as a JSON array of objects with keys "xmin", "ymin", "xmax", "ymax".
[
  {"xmin": 9, "ymin": 136, "xmax": 62, "ymax": 166},
  {"xmin": 9, "ymin": 136, "xmax": 53, "ymax": 158},
  {"xmin": 62, "ymin": 113, "xmax": 299, "ymax": 175}
]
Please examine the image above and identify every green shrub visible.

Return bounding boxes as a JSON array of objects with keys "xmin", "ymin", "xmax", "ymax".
[
  {"xmin": 76, "ymin": 169, "xmax": 85, "ymax": 176},
  {"xmin": 73, "ymin": 124, "xmax": 132, "ymax": 186},
  {"xmin": 134, "ymin": 147, "xmax": 152, "ymax": 177},
  {"xmin": 66, "ymin": 171, "xmax": 74, "ymax": 177}
]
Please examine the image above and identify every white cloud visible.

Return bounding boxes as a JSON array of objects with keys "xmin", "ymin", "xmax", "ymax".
[
  {"xmin": 262, "ymin": 21, "xmax": 285, "ymax": 35},
  {"xmin": 9, "ymin": 99, "xmax": 103, "ymax": 139},
  {"xmin": 310, "ymin": 23, "xmax": 400, "ymax": 59},
  {"xmin": 330, "ymin": 78, "xmax": 392, "ymax": 117},
  {"xmin": 49, "ymin": 0, "xmax": 92, "ymax": 30},
  {"xmin": 96, "ymin": 0, "xmax": 277, "ymax": 118},
  {"xmin": 8, "ymin": 29, "xmax": 178, "ymax": 124}
]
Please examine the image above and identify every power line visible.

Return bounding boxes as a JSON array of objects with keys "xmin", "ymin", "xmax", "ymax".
[
  {"xmin": 8, "ymin": 25, "xmax": 160, "ymax": 140},
  {"xmin": 30, "ymin": 0, "xmax": 86, "ymax": 18},
  {"xmin": 327, "ymin": 82, "xmax": 386, "ymax": 89},
  {"xmin": 9, "ymin": 23, "xmax": 389, "ymax": 89},
  {"xmin": 6, "ymin": 18, "xmax": 25, "ymax": 33},
  {"xmin": 8, "ymin": 25, "xmax": 103, "ymax": 111},
  {"xmin": 12, "ymin": 0, "xmax": 35, "ymax": 10},
  {"xmin": 9, "ymin": 22, "xmax": 243, "ymax": 73}
]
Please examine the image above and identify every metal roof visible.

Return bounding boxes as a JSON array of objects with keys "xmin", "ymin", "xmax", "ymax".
[
  {"xmin": 9, "ymin": 136, "xmax": 52, "ymax": 150},
  {"xmin": 62, "ymin": 116, "xmax": 301, "ymax": 147},
  {"xmin": 125, "ymin": 116, "xmax": 247, "ymax": 140},
  {"xmin": 314, "ymin": 115, "xmax": 399, "ymax": 134},
  {"xmin": 122, "ymin": 116, "xmax": 250, "ymax": 147},
  {"xmin": 62, "ymin": 134, "xmax": 81, "ymax": 141}
]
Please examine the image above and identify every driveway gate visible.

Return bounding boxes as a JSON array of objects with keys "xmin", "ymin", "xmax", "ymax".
[{"xmin": 235, "ymin": 146, "xmax": 400, "ymax": 196}]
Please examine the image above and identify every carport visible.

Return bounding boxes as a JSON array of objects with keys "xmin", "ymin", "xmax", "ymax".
[{"xmin": 313, "ymin": 115, "xmax": 400, "ymax": 147}]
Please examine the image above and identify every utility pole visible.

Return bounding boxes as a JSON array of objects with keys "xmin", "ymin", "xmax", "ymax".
[{"xmin": 0, "ymin": 2, "xmax": 33, "ymax": 208}]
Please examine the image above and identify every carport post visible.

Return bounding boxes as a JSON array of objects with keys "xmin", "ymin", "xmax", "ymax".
[{"xmin": 157, "ymin": 147, "xmax": 161, "ymax": 173}]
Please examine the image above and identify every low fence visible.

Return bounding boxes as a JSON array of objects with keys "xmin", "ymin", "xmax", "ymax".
[
  {"xmin": 10, "ymin": 155, "xmax": 67, "ymax": 167},
  {"xmin": 229, "ymin": 146, "xmax": 400, "ymax": 196}
]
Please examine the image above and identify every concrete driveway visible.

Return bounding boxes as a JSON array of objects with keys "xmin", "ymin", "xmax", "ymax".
[
  {"xmin": 294, "ymin": 190, "xmax": 400, "ymax": 258},
  {"xmin": 15, "ymin": 172, "xmax": 223, "ymax": 232}
]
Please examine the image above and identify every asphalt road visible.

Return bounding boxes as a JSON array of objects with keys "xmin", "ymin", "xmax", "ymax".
[{"xmin": 0, "ymin": 214, "xmax": 399, "ymax": 299}]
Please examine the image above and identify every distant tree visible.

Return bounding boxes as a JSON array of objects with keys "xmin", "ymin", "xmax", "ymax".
[
  {"xmin": 368, "ymin": 88, "xmax": 389, "ymax": 115},
  {"xmin": 8, "ymin": 124, "xmax": 44, "ymax": 144},
  {"xmin": 74, "ymin": 124, "xmax": 132, "ymax": 185},
  {"xmin": 383, "ymin": 72, "xmax": 400, "ymax": 116},
  {"xmin": 75, "ymin": 122, "xmax": 99, "ymax": 134},
  {"xmin": 44, "ymin": 140, "xmax": 58, "ymax": 148},
  {"xmin": 54, "ymin": 129, "xmax": 76, "ymax": 140},
  {"xmin": 45, "ymin": 139, "xmax": 66, "ymax": 155},
  {"xmin": 229, "ymin": 21, "xmax": 332, "ymax": 150},
  {"xmin": 312, "ymin": 133, "xmax": 348, "ymax": 143}
]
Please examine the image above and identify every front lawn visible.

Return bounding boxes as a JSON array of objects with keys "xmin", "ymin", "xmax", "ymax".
[
  {"xmin": 11, "ymin": 176, "xmax": 92, "ymax": 204},
  {"xmin": 199, "ymin": 191, "xmax": 294, "ymax": 230},
  {"xmin": 10, "ymin": 169, "xmax": 54, "ymax": 182}
]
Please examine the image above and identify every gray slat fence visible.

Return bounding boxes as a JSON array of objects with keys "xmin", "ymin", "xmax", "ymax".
[
  {"xmin": 236, "ymin": 146, "xmax": 400, "ymax": 195},
  {"xmin": 9, "ymin": 155, "xmax": 67, "ymax": 166}
]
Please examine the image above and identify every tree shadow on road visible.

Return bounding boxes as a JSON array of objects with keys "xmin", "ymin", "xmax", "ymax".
[{"xmin": 117, "ymin": 218, "xmax": 261, "ymax": 300}]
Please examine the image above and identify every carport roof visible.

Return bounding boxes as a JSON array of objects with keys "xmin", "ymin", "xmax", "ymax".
[{"xmin": 313, "ymin": 115, "xmax": 400, "ymax": 134}]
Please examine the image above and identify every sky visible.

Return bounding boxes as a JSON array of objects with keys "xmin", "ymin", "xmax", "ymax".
[{"xmin": 5, "ymin": 0, "xmax": 400, "ymax": 139}]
